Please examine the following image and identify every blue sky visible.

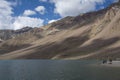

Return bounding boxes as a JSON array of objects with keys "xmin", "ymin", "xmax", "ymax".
[
  {"xmin": 11, "ymin": 0, "xmax": 60, "ymax": 24},
  {"xmin": 0, "ymin": 0, "xmax": 118, "ymax": 30}
]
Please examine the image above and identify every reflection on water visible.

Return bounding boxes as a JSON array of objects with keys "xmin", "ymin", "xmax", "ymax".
[{"xmin": 0, "ymin": 60, "xmax": 120, "ymax": 80}]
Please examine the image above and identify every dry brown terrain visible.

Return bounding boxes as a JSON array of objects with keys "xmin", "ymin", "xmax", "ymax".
[{"xmin": 0, "ymin": 1, "xmax": 120, "ymax": 60}]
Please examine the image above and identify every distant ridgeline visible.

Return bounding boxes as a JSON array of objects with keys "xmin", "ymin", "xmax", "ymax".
[{"xmin": 0, "ymin": 27, "xmax": 33, "ymax": 40}]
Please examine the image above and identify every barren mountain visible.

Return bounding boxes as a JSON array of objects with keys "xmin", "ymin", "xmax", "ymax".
[{"xmin": 0, "ymin": 1, "xmax": 120, "ymax": 60}]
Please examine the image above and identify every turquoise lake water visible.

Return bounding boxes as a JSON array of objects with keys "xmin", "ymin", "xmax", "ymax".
[{"xmin": 0, "ymin": 60, "xmax": 120, "ymax": 80}]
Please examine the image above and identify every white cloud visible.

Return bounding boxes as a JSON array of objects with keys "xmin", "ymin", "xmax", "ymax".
[
  {"xmin": 39, "ymin": 0, "xmax": 47, "ymax": 2},
  {"xmin": 23, "ymin": 10, "xmax": 36, "ymax": 16},
  {"xmin": 48, "ymin": 20, "xmax": 57, "ymax": 24},
  {"xmin": 48, "ymin": 19, "xmax": 60, "ymax": 24},
  {"xmin": 51, "ymin": 0, "xmax": 106, "ymax": 17},
  {"xmin": 11, "ymin": 0, "xmax": 22, "ymax": 6},
  {"xmin": 0, "ymin": 0, "xmax": 44, "ymax": 30},
  {"xmin": 0, "ymin": 0, "xmax": 14, "ymax": 29},
  {"xmin": 0, "ymin": 0, "xmax": 118, "ymax": 30},
  {"xmin": 13, "ymin": 16, "xmax": 44, "ymax": 30},
  {"xmin": 35, "ymin": 6, "xmax": 45, "ymax": 15}
]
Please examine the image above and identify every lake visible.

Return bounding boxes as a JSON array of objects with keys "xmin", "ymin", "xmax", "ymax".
[{"xmin": 0, "ymin": 60, "xmax": 120, "ymax": 80}]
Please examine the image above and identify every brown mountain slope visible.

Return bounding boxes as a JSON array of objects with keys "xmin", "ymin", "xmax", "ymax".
[{"xmin": 0, "ymin": 1, "xmax": 120, "ymax": 60}]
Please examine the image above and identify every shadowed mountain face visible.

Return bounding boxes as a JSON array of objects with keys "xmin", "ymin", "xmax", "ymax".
[{"xmin": 0, "ymin": 1, "xmax": 120, "ymax": 60}]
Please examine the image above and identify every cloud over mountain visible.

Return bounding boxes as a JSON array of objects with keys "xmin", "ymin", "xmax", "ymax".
[
  {"xmin": 0, "ymin": 0, "xmax": 44, "ymax": 30},
  {"xmin": 13, "ymin": 16, "xmax": 44, "ymax": 30},
  {"xmin": 51, "ymin": 0, "xmax": 118, "ymax": 17},
  {"xmin": 0, "ymin": 0, "xmax": 118, "ymax": 30}
]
